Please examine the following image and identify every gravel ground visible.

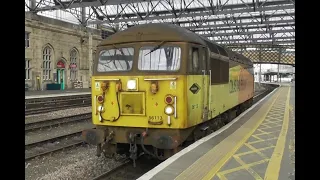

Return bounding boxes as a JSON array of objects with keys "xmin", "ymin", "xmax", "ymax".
[
  {"xmin": 25, "ymin": 134, "xmax": 83, "ymax": 160},
  {"xmin": 25, "ymin": 120, "xmax": 94, "ymax": 145},
  {"xmin": 25, "ymin": 145, "xmax": 122, "ymax": 180},
  {"xmin": 25, "ymin": 106, "xmax": 92, "ymax": 124}
]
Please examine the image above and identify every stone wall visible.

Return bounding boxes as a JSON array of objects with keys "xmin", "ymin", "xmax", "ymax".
[{"xmin": 25, "ymin": 12, "xmax": 102, "ymax": 90}]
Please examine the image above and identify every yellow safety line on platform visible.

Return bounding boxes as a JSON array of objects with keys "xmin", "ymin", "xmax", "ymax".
[
  {"xmin": 233, "ymin": 156, "xmax": 263, "ymax": 179},
  {"xmin": 199, "ymin": 89, "xmax": 283, "ymax": 180},
  {"xmin": 263, "ymin": 120, "xmax": 281, "ymax": 126},
  {"xmin": 216, "ymin": 159, "xmax": 269, "ymax": 176},
  {"xmin": 260, "ymin": 124, "xmax": 273, "ymax": 129},
  {"xmin": 215, "ymin": 129, "xmax": 278, "ymax": 179},
  {"xmin": 247, "ymin": 137, "xmax": 278, "ymax": 145},
  {"xmin": 254, "ymin": 130, "xmax": 281, "ymax": 136},
  {"xmin": 235, "ymin": 146, "xmax": 275, "ymax": 157},
  {"xmin": 259, "ymin": 124, "xmax": 282, "ymax": 130},
  {"xmin": 264, "ymin": 87, "xmax": 291, "ymax": 180},
  {"xmin": 252, "ymin": 135, "xmax": 263, "ymax": 141},
  {"xmin": 244, "ymin": 143, "xmax": 270, "ymax": 160}
]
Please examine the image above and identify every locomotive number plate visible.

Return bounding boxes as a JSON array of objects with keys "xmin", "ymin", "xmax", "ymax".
[{"xmin": 148, "ymin": 116, "xmax": 163, "ymax": 121}]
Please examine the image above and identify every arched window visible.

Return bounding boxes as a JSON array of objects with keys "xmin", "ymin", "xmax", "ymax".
[
  {"xmin": 42, "ymin": 46, "xmax": 52, "ymax": 80},
  {"xmin": 70, "ymin": 49, "xmax": 78, "ymax": 81}
]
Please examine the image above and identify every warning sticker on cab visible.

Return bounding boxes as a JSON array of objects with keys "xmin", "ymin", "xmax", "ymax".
[
  {"xmin": 170, "ymin": 81, "xmax": 176, "ymax": 89},
  {"xmin": 95, "ymin": 82, "xmax": 100, "ymax": 91}
]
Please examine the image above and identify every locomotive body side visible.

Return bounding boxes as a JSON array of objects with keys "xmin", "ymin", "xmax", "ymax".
[{"xmin": 185, "ymin": 44, "xmax": 254, "ymax": 128}]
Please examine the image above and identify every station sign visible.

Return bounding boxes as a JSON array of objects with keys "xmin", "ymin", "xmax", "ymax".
[
  {"xmin": 69, "ymin": 64, "xmax": 77, "ymax": 68},
  {"xmin": 57, "ymin": 61, "xmax": 65, "ymax": 68}
]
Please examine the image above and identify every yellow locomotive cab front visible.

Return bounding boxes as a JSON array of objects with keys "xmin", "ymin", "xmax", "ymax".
[{"xmin": 91, "ymin": 75, "xmax": 186, "ymax": 128}]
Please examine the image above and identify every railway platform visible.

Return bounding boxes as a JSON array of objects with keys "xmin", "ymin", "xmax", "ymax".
[
  {"xmin": 25, "ymin": 88, "xmax": 91, "ymax": 99},
  {"xmin": 139, "ymin": 84, "xmax": 295, "ymax": 180}
]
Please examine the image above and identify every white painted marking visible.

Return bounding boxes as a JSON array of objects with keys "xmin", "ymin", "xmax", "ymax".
[
  {"xmin": 137, "ymin": 86, "xmax": 279, "ymax": 180},
  {"xmin": 95, "ymin": 82, "xmax": 101, "ymax": 91},
  {"xmin": 25, "ymin": 92, "xmax": 91, "ymax": 99},
  {"xmin": 170, "ymin": 81, "xmax": 177, "ymax": 89}
]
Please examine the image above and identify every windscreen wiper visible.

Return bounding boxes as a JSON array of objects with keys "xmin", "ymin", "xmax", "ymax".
[
  {"xmin": 144, "ymin": 41, "xmax": 166, "ymax": 56},
  {"xmin": 111, "ymin": 44, "xmax": 130, "ymax": 70},
  {"xmin": 112, "ymin": 44, "xmax": 125, "ymax": 55}
]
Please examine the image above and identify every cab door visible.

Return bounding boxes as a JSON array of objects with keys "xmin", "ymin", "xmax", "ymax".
[
  {"xmin": 188, "ymin": 46, "xmax": 202, "ymax": 125},
  {"xmin": 201, "ymin": 47, "xmax": 210, "ymax": 121}
]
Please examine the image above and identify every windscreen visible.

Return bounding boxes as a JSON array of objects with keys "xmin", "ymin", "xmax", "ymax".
[
  {"xmin": 138, "ymin": 46, "xmax": 181, "ymax": 71},
  {"xmin": 97, "ymin": 47, "xmax": 134, "ymax": 72}
]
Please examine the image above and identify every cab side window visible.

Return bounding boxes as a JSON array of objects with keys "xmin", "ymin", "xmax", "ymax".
[
  {"xmin": 202, "ymin": 49, "xmax": 208, "ymax": 70},
  {"xmin": 189, "ymin": 47, "xmax": 200, "ymax": 74},
  {"xmin": 192, "ymin": 48, "xmax": 199, "ymax": 71}
]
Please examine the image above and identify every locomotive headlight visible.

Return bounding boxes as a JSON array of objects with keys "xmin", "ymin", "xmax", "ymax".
[
  {"xmin": 164, "ymin": 105, "xmax": 174, "ymax": 115},
  {"xmin": 127, "ymin": 79, "xmax": 137, "ymax": 90}
]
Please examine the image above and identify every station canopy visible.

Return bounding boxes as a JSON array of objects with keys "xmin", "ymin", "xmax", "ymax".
[{"xmin": 25, "ymin": 0, "xmax": 295, "ymax": 65}]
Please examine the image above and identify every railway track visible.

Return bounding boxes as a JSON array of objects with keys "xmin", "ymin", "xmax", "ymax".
[
  {"xmin": 25, "ymin": 139, "xmax": 84, "ymax": 161},
  {"xmin": 253, "ymin": 90, "xmax": 269, "ymax": 102},
  {"xmin": 25, "ymin": 95, "xmax": 91, "ymax": 115},
  {"xmin": 253, "ymin": 84, "xmax": 276, "ymax": 103},
  {"xmin": 89, "ymin": 84, "xmax": 277, "ymax": 180},
  {"xmin": 25, "ymin": 130, "xmax": 91, "ymax": 161},
  {"xmin": 91, "ymin": 156, "xmax": 160, "ymax": 180},
  {"xmin": 25, "ymin": 131, "xmax": 83, "ymax": 161},
  {"xmin": 25, "ymin": 113, "xmax": 92, "ymax": 133},
  {"xmin": 25, "ymin": 111, "xmax": 93, "ymax": 161},
  {"xmin": 25, "ymin": 104, "xmax": 91, "ymax": 115},
  {"xmin": 91, "ymin": 158, "xmax": 132, "ymax": 180}
]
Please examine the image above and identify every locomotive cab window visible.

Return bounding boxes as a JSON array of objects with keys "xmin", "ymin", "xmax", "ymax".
[
  {"xmin": 138, "ymin": 46, "xmax": 181, "ymax": 71},
  {"xmin": 189, "ymin": 47, "xmax": 201, "ymax": 74},
  {"xmin": 192, "ymin": 48, "xmax": 199, "ymax": 71},
  {"xmin": 202, "ymin": 48, "xmax": 208, "ymax": 70},
  {"xmin": 97, "ymin": 47, "xmax": 134, "ymax": 72}
]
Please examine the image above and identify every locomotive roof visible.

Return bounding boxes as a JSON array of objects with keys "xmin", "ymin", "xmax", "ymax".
[
  {"xmin": 99, "ymin": 23, "xmax": 206, "ymax": 46},
  {"xmin": 99, "ymin": 23, "xmax": 252, "ymax": 65}
]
